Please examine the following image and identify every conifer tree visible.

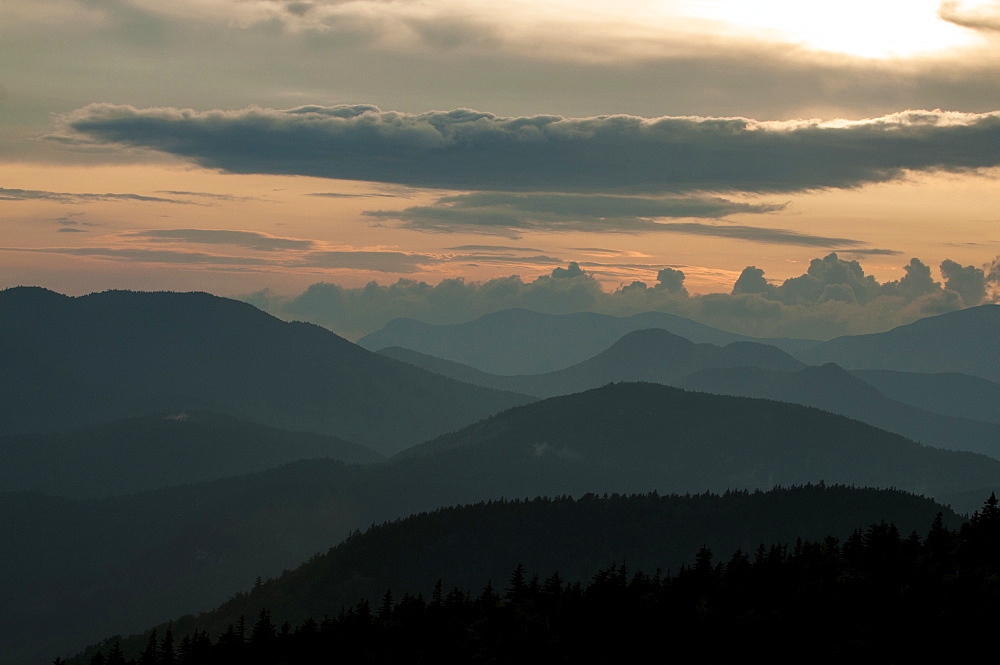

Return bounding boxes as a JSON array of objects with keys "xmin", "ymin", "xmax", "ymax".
[
  {"xmin": 138, "ymin": 630, "xmax": 158, "ymax": 665},
  {"xmin": 160, "ymin": 628, "xmax": 175, "ymax": 665},
  {"xmin": 106, "ymin": 642, "xmax": 126, "ymax": 665}
]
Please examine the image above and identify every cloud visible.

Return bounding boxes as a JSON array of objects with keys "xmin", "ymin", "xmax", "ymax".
[
  {"xmin": 941, "ymin": 257, "xmax": 988, "ymax": 305},
  {"xmin": 551, "ymin": 261, "xmax": 585, "ymax": 279},
  {"xmin": 938, "ymin": 1, "xmax": 1000, "ymax": 32},
  {"xmin": 1, "ymin": 246, "xmax": 275, "ymax": 266},
  {"xmin": 0, "ymin": 186, "xmax": 193, "ymax": 204},
  {"xmin": 367, "ymin": 198, "xmax": 862, "ymax": 246},
  {"xmin": 364, "ymin": 191, "xmax": 862, "ymax": 246},
  {"xmin": 298, "ymin": 250, "xmax": 442, "ymax": 273},
  {"xmin": 156, "ymin": 190, "xmax": 258, "ymax": 201},
  {"xmin": 56, "ymin": 227, "xmax": 89, "ymax": 233},
  {"xmin": 62, "ymin": 105, "xmax": 1000, "ymax": 195},
  {"xmin": 834, "ymin": 248, "xmax": 904, "ymax": 256},
  {"xmin": 445, "ymin": 244, "xmax": 547, "ymax": 253},
  {"xmin": 729, "ymin": 253, "xmax": 991, "ymax": 308},
  {"xmin": 241, "ymin": 253, "xmax": 997, "ymax": 341},
  {"xmin": 127, "ymin": 228, "xmax": 316, "ymax": 251},
  {"xmin": 308, "ymin": 191, "xmax": 400, "ymax": 199},
  {"xmin": 54, "ymin": 214, "xmax": 100, "ymax": 227},
  {"xmin": 655, "ymin": 267, "xmax": 688, "ymax": 295}
]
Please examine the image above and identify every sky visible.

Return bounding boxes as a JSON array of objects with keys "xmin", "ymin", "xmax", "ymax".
[{"xmin": 3, "ymin": 0, "xmax": 1000, "ymax": 338}]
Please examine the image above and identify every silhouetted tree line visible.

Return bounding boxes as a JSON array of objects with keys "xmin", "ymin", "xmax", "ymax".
[{"xmin": 69, "ymin": 494, "xmax": 1000, "ymax": 664}]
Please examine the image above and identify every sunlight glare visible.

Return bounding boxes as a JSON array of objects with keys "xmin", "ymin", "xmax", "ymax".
[{"xmin": 668, "ymin": 0, "xmax": 982, "ymax": 58}]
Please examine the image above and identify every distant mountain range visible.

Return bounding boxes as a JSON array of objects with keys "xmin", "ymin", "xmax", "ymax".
[
  {"xmin": 0, "ymin": 287, "xmax": 530, "ymax": 454},
  {"xmin": 363, "ymin": 304, "xmax": 1000, "ymax": 384},
  {"xmin": 10, "ymin": 382, "xmax": 1000, "ymax": 665},
  {"xmin": 677, "ymin": 363, "xmax": 1000, "ymax": 459},
  {"xmin": 5, "ymin": 288, "xmax": 998, "ymax": 665},
  {"xmin": 358, "ymin": 308, "xmax": 818, "ymax": 375},
  {"xmin": 0, "ymin": 411, "xmax": 381, "ymax": 498},
  {"xmin": 850, "ymin": 369, "xmax": 1000, "ymax": 424},
  {"xmin": 380, "ymin": 331, "xmax": 1000, "ymax": 456},
  {"xmin": 381, "ymin": 328, "xmax": 805, "ymax": 398},
  {"xmin": 798, "ymin": 304, "xmax": 1000, "ymax": 382}
]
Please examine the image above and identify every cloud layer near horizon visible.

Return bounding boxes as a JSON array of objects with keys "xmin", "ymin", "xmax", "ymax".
[
  {"xmin": 243, "ymin": 253, "xmax": 1000, "ymax": 341},
  {"xmin": 61, "ymin": 105, "xmax": 1000, "ymax": 194}
]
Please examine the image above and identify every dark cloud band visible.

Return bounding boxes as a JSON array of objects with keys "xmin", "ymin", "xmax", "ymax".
[
  {"xmin": 63, "ymin": 104, "xmax": 1000, "ymax": 194},
  {"xmin": 365, "ymin": 192, "xmax": 861, "ymax": 246}
]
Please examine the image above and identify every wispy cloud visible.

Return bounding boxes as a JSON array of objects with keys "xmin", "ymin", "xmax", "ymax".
[
  {"xmin": 0, "ymin": 246, "xmax": 275, "ymax": 266},
  {"xmin": 126, "ymin": 228, "xmax": 316, "ymax": 251},
  {"xmin": 298, "ymin": 250, "xmax": 442, "ymax": 272},
  {"xmin": 0, "ymin": 187, "xmax": 194, "ymax": 205},
  {"xmin": 445, "ymin": 244, "xmax": 548, "ymax": 253},
  {"xmin": 364, "ymin": 191, "xmax": 816, "ymax": 242},
  {"xmin": 308, "ymin": 192, "xmax": 401, "ymax": 199},
  {"xmin": 366, "ymin": 197, "xmax": 862, "ymax": 246},
  {"xmin": 836, "ymin": 248, "xmax": 904, "ymax": 256},
  {"xmin": 156, "ymin": 190, "xmax": 259, "ymax": 202},
  {"xmin": 62, "ymin": 104, "xmax": 1000, "ymax": 194}
]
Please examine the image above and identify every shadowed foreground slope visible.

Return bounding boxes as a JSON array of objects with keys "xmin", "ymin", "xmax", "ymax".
[
  {"xmin": 9, "ymin": 383, "xmax": 1000, "ymax": 665},
  {"xmin": 70, "ymin": 485, "xmax": 960, "ymax": 663}
]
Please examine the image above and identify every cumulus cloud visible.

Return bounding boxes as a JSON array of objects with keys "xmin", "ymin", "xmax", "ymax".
[
  {"xmin": 0, "ymin": 186, "xmax": 193, "ymax": 204},
  {"xmin": 941, "ymin": 257, "xmax": 988, "ymax": 304},
  {"xmin": 241, "ymin": 253, "xmax": 999, "ymax": 340},
  {"xmin": 655, "ymin": 267, "xmax": 688, "ymax": 295},
  {"xmin": 127, "ymin": 228, "xmax": 316, "ymax": 251},
  {"xmin": 62, "ymin": 104, "xmax": 1000, "ymax": 194},
  {"xmin": 551, "ymin": 261, "xmax": 585, "ymax": 279}
]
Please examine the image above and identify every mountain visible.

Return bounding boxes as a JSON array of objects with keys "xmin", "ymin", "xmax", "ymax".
[
  {"xmin": 396, "ymin": 382, "xmax": 1000, "ymax": 500},
  {"xmin": 383, "ymin": 339, "xmax": 1000, "ymax": 458},
  {"xmin": 380, "ymin": 328, "xmax": 805, "ymax": 397},
  {"xmin": 377, "ymin": 346, "xmax": 506, "ymax": 388},
  {"xmin": 358, "ymin": 308, "xmax": 818, "ymax": 375},
  {"xmin": 796, "ymin": 304, "xmax": 1000, "ymax": 382},
  {"xmin": 73, "ymin": 486, "xmax": 961, "ymax": 663},
  {"xmin": 0, "ymin": 287, "xmax": 531, "ymax": 454},
  {"xmin": 0, "ymin": 411, "xmax": 381, "ymax": 498},
  {"xmin": 677, "ymin": 363, "xmax": 1000, "ymax": 459},
  {"xmin": 9, "ymin": 382, "xmax": 1000, "ymax": 665},
  {"xmin": 850, "ymin": 369, "xmax": 1000, "ymax": 424}
]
